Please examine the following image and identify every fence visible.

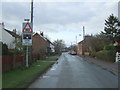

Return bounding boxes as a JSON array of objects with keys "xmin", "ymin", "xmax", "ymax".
[
  {"xmin": 115, "ymin": 52, "xmax": 120, "ymax": 62},
  {"xmin": 2, "ymin": 55, "xmax": 25, "ymax": 72}
]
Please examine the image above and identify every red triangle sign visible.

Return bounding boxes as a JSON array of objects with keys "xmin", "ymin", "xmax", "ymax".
[{"xmin": 22, "ymin": 23, "xmax": 32, "ymax": 33}]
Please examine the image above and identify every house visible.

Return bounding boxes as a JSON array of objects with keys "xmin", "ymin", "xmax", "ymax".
[
  {"xmin": 32, "ymin": 32, "xmax": 55, "ymax": 59},
  {"xmin": 50, "ymin": 43, "xmax": 55, "ymax": 53},
  {"xmin": 32, "ymin": 32, "xmax": 48, "ymax": 59},
  {"xmin": 0, "ymin": 23, "xmax": 20, "ymax": 49},
  {"xmin": 46, "ymin": 38, "xmax": 55, "ymax": 54},
  {"xmin": 77, "ymin": 41, "xmax": 83, "ymax": 55},
  {"xmin": 77, "ymin": 35, "xmax": 92, "ymax": 55}
]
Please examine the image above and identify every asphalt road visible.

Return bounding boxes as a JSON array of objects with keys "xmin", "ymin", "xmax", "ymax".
[{"xmin": 29, "ymin": 53, "xmax": 118, "ymax": 88}]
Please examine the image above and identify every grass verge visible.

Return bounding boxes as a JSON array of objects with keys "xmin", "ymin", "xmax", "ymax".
[
  {"xmin": 45, "ymin": 57, "xmax": 58, "ymax": 61},
  {"xmin": 2, "ymin": 62, "xmax": 54, "ymax": 88}
]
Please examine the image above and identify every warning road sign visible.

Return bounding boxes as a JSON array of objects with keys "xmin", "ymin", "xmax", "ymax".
[
  {"xmin": 22, "ymin": 22, "xmax": 33, "ymax": 46},
  {"xmin": 22, "ymin": 22, "xmax": 33, "ymax": 33}
]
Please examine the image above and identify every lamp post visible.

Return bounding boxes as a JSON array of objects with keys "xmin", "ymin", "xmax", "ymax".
[{"xmin": 82, "ymin": 26, "xmax": 85, "ymax": 55}]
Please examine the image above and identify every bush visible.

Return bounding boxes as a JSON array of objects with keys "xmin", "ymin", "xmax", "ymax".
[
  {"xmin": 104, "ymin": 45, "xmax": 116, "ymax": 51},
  {"xmin": 2, "ymin": 43, "xmax": 8, "ymax": 55},
  {"xmin": 95, "ymin": 50, "xmax": 116, "ymax": 62},
  {"xmin": 91, "ymin": 51, "xmax": 96, "ymax": 57}
]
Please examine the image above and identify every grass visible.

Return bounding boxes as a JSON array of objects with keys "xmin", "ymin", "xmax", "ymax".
[
  {"xmin": 2, "ymin": 62, "xmax": 54, "ymax": 88},
  {"xmin": 45, "ymin": 57, "xmax": 58, "ymax": 61}
]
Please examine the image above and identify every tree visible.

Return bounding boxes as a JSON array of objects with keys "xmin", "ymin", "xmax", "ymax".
[
  {"xmin": 13, "ymin": 38, "xmax": 25, "ymax": 55},
  {"xmin": 102, "ymin": 14, "xmax": 120, "ymax": 43},
  {"xmin": 83, "ymin": 34, "xmax": 111, "ymax": 52},
  {"xmin": 53, "ymin": 39, "xmax": 66, "ymax": 53}
]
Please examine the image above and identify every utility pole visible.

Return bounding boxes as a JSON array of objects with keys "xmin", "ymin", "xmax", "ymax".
[
  {"xmin": 82, "ymin": 26, "xmax": 85, "ymax": 55},
  {"xmin": 30, "ymin": 0, "xmax": 33, "ymax": 65},
  {"xmin": 83, "ymin": 26, "xmax": 85, "ymax": 40},
  {"xmin": 31, "ymin": 0, "xmax": 33, "ymax": 24},
  {"xmin": 76, "ymin": 36, "xmax": 77, "ymax": 44}
]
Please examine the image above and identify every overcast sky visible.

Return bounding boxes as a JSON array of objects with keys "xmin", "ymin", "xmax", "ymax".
[{"xmin": 1, "ymin": 0, "xmax": 119, "ymax": 46}]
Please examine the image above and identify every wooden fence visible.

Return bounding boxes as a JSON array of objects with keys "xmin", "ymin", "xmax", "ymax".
[{"xmin": 2, "ymin": 55, "xmax": 25, "ymax": 72}]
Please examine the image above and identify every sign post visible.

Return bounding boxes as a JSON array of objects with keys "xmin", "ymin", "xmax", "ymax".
[{"xmin": 22, "ymin": 20, "xmax": 33, "ymax": 67}]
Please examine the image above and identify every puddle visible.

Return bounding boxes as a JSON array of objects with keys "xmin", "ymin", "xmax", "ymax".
[
  {"xmin": 42, "ymin": 75, "xmax": 50, "ymax": 78},
  {"xmin": 50, "ymin": 65, "xmax": 57, "ymax": 71}
]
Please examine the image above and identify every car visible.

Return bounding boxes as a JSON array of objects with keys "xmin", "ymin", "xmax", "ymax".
[{"xmin": 69, "ymin": 51, "xmax": 77, "ymax": 55}]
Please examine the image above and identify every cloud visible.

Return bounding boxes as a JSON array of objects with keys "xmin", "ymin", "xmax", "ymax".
[
  {"xmin": 2, "ymin": 1, "xmax": 118, "ymax": 46},
  {"xmin": 34, "ymin": 2, "xmax": 95, "ymax": 25},
  {"xmin": 2, "ymin": 2, "xmax": 30, "ymax": 30}
]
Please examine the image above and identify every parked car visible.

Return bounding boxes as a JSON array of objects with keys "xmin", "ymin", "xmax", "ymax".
[{"xmin": 69, "ymin": 51, "xmax": 77, "ymax": 55}]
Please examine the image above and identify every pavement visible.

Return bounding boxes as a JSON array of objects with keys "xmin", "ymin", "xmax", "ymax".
[
  {"xmin": 28, "ymin": 52, "xmax": 118, "ymax": 88},
  {"xmin": 79, "ymin": 55, "xmax": 119, "ymax": 76}
]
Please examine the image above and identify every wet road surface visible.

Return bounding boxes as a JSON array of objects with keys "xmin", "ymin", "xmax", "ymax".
[{"xmin": 29, "ymin": 53, "xmax": 118, "ymax": 88}]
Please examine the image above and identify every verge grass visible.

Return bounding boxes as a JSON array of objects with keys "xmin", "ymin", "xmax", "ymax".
[{"xmin": 2, "ymin": 62, "xmax": 54, "ymax": 88}]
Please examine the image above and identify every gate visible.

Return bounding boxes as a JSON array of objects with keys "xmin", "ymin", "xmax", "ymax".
[{"xmin": 116, "ymin": 52, "xmax": 120, "ymax": 62}]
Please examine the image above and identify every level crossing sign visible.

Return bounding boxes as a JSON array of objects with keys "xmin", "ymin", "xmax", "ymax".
[
  {"xmin": 22, "ymin": 22, "xmax": 33, "ymax": 46},
  {"xmin": 22, "ymin": 22, "xmax": 33, "ymax": 33}
]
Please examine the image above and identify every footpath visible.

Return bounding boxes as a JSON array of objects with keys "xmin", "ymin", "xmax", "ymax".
[{"xmin": 79, "ymin": 55, "xmax": 119, "ymax": 76}]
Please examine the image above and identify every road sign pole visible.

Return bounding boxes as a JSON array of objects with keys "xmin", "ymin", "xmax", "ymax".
[{"xmin": 26, "ymin": 46, "xmax": 29, "ymax": 67}]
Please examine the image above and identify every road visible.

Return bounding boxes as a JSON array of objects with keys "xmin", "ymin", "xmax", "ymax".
[{"xmin": 29, "ymin": 53, "xmax": 118, "ymax": 88}]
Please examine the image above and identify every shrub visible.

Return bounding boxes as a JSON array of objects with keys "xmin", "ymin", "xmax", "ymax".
[
  {"xmin": 95, "ymin": 50, "xmax": 116, "ymax": 62},
  {"xmin": 91, "ymin": 51, "xmax": 96, "ymax": 57},
  {"xmin": 104, "ymin": 45, "xmax": 116, "ymax": 51}
]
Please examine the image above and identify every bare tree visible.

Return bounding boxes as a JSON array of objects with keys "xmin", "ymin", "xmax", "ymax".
[{"xmin": 53, "ymin": 39, "xmax": 66, "ymax": 53}]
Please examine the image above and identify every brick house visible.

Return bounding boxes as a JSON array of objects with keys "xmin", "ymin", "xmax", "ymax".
[
  {"xmin": 77, "ymin": 35, "xmax": 92, "ymax": 55},
  {"xmin": 32, "ymin": 33, "xmax": 48, "ymax": 59},
  {"xmin": 77, "ymin": 41, "xmax": 83, "ymax": 55}
]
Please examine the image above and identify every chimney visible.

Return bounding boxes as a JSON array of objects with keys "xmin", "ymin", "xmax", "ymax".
[
  {"xmin": 13, "ymin": 29, "xmax": 16, "ymax": 34},
  {"xmin": 2, "ymin": 22, "xmax": 4, "ymax": 28},
  {"xmin": 40, "ymin": 31, "xmax": 43, "ymax": 36}
]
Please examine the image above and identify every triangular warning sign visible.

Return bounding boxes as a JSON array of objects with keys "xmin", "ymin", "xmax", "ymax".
[
  {"xmin": 22, "ymin": 23, "xmax": 32, "ymax": 33},
  {"xmin": 26, "ymin": 24, "xmax": 30, "ymax": 29}
]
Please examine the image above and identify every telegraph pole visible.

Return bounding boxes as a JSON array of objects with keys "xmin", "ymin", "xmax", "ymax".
[
  {"xmin": 76, "ymin": 36, "xmax": 77, "ymax": 44},
  {"xmin": 82, "ymin": 26, "xmax": 85, "ymax": 55},
  {"xmin": 83, "ymin": 26, "xmax": 85, "ymax": 40},
  {"xmin": 31, "ymin": 0, "xmax": 33, "ymax": 24},
  {"xmin": 30, "ymin": 0, "xmax": 33, "ymax": 65}
]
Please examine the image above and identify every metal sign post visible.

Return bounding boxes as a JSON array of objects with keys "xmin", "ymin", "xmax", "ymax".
[
  {"xmin": 26, "ymin": 46, "xmax": 28, "ymax": 67},
  {"xmin": 22, "ymin": 20, "xmax": 33, "ymax": 67}
]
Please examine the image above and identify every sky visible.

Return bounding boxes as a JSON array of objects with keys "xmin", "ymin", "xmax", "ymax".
[{"xmin": 1, "ymin": 0, "xmax": 119, "ymax": 46}]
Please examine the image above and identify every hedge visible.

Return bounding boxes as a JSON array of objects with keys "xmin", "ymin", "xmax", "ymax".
[{"xmin": 95, "ymin": 50, "xmax": 116, "ymax": 62}]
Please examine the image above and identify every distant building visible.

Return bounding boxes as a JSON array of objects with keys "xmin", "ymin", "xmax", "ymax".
[
  {"xmin": 0, "ymin": 23, "xmax": 20, "ymax": 49},
  {"xmin": 77, "ymin": 35, "xmax": 92, "ymax": 55},
  {"xmin": 46, "ymin": 38, "xmax": 55, "ymax": 53},
  {"xmin": 77, "ymin": 41, "xmax": 83, "ymax": 55}
]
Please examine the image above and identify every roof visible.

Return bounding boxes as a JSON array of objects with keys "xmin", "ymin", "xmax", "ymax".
[
  {"xmin": 46, "ymin": 38, "xmax": 53, "ymax": 45},
  {"xmin": 78, "ymin": 35, "xmax": 92, "ymax": 44},
  {"xmin": 4, "ymin": 28, "xmax": 21, "ymax": 38},
  {"xmin": 33, "ymin": 33, "xmax": 47, "ymax": 41},
  {"xmin": 33, "ymin": 33, "xmax": 54, "ymax": 45},
  {"xmin": 78, "ymin": 40, "xmax": 83, "ymax": 44}
]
